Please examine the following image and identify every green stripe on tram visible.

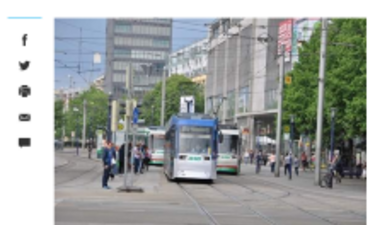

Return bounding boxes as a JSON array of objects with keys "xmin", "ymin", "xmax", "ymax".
[{"xmin": 217, "ymin": 167, "xmax": 237, "ymax": 173}]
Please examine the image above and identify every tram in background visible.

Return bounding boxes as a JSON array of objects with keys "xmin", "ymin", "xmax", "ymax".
[
  {"xmin": 217, "ymin": 124, "xmax": 241, "ymax": 175},
  {"xmin": 164, "ymin": 113, "xmax": 220, "ymax": 181},
  {"xmin": 148, "ymin": 126, "xmax": 166, "ymax": 166},
  {"xmin": 133, "ymin": 127, "xmax": 149, "ymax": 144}
]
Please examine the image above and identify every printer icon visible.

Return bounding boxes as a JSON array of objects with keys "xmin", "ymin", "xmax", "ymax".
[{"xmin": 19, "ymin": 85, "xmax": 31, "ymax": 97}]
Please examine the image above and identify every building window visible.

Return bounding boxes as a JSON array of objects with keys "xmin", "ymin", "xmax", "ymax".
[
  {"xmin": 238, "ymin": 86, "xmax": 249, "ymax": 113},
  {"xmin": 226, "ymin": 90, "xmax": 235, "ymax": 118},
  {"xmin": 212, "ymin": 27, "xmax": 219, "ymax": 38},
  {"xmin": 153, "ymin": 39, "xmax": 170, "ymax": 48},
  {"xmin": 115, "ymin": 24, "xmax": 132, "ymax": 33},
  {"xmin": 114, "ymin": 49, "xmax": 131, "ymax": 58}
]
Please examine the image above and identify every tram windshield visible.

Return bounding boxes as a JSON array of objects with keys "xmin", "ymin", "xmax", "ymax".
[
  {"xmin": 152, "ymin": 135, "xmax": 165, "ymax": 151},
  {"xmin": 179, "ymin": 126, "xmax": 212, "ymax": 155},
  {"xmin": 219, "ymin": 134, "xmax": 239, "ymax": 154}
]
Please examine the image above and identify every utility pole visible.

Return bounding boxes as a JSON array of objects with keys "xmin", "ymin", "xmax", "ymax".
[
  {"xmin": 275, "ymin": 44, "xmax": 285, "ymax": 177},
  {"xmin": 82, "ymin": 99, "xmax": 87, "ymax": 152},
  {"xmin": 314, "ymin": 18, "xmax": 328, "ymax": 186},
  {"xmin": 160, "ymin": 67, "xmax": 167, "ymax": 126},
  {"xmin": 107, "ymin": 93, "xmax": 112, "ymax": 143},
  {"xmin": 290, "ymin": 115, "xmax": 295, "ymax": 155},
  {"xmin": 118, "ymin": 63, "xmax": 142, "ymax": 192}
]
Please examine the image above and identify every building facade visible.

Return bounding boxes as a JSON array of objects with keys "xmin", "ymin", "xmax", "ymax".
[
  {"xmin": 169, "ymin": 38, "xmax": 208, "ymax": 78},
  {"xmin": 205, "ymin": 18, "xmax": 288, "ymax": 152},
  {"xmin": 105, "ymin": 18, "xmax": 173, "ymax": 101},
  {"xmin": 205, "ymin": 17, "xmax": 321, "ymax": 153}
]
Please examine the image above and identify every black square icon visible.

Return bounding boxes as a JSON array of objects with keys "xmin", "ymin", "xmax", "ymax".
[
  {"xmin": 19, "ymin": 138, "xmax": 31, "ymax": 148},
  {"xmin": 19, "ymin": 85, "xmax": 31, "ymax": 97}
]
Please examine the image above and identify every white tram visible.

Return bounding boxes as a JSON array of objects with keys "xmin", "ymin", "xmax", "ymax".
[{"xmin": 164, "ymin": 114, "xmax": 219, "ymax": 181}]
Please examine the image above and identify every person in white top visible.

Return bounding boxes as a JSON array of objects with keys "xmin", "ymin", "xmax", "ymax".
[
  {"xmin": 269, "ymin": 152, "xmax": 276, "ymax": 173},
  {"xmin": 284, "ymin": 152, "xmax": 292, "ymax": 180},
  {"xmin": 244, "ymin": 150, "xmax": 250, "ymax": 165}
]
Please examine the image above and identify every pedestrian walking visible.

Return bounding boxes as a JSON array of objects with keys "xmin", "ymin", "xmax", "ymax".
[
  {"xmin": 244, "ymin": 150, "xmax": 250, "ymax": 165},
  {"xmin": 133, "ymin": 142, "xmax": 141, "ymax": 174},
  {"xmin": 127, "ymin": 142, "xmax": 132, "ymax": 171},
  {"xmin": 101, "ymin": 141, "xmax": 112, "ymax": 189},
  {"xmin": 301, "ymin": 151, "xmax": 307, "ymax": 171},
  {"xmin": 256, "ymin": 151, "xmax": 262, "ymax": 174},
  {"xmin": 88, "ymin": 138, "xmax": 93, "ymax": 159},
  {"xmin": 109, "ymin": 142, "xmax": 117, "ymax": 180},
  {"xmin": 294, "ymin": 154, "xmax": 299, "ymax": 176},
  {"xmin": 269, "ymin": 152, "xmax": 276, "ymax": 173},
  {"xmin": 118, "ymin": 144, "xmax": 125, "ymax": 174},
  {"xmin": 263, "ymin": 152, "xmax": 268, "ymax": 166},
  {"xmin": 250, "ymin": 150, "xmax": 254, "ymax": 164},
  {"xmin": 138, "ymin": 143, "xmax": 146, "ymax": 174},
  {"xmin": 143, "ymin": 145, "xmax": 151, "ymax": 171},
  {"xmin": 284, "ymin": 153, "xmax": 292, "ymax": 180}
]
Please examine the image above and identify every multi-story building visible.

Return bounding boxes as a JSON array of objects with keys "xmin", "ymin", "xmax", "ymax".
[
  {"xmin": 205, "ymin": 18, "xmax": 290, "ymax": 152},
  {"xmin": 105, "ymin": 18, "xmax": 173, "ymax": 101},
  {"xmin": 170, "ymin": 38, "xmax": 208, "ymax": 78},
  {"xmin": 206, "ymin": 18, "xmax": 320, "ymax": 153}
]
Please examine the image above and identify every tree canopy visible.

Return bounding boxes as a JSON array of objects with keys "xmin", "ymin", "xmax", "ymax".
[
  {"xmin": 282, "ymin": 18, "xmax": 366, "ymax": 147},
  {"xmin": 55, "ymin": 87, "xmax": 108, "ymax": 140},
  {"xmin": 141, "ymin": 75, "xmax": 204, "ymax": 126}
]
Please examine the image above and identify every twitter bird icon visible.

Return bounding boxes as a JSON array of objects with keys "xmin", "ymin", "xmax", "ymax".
[{"xmin": 19, "ymin": 61, "xmax": 30, "ymax": 71}]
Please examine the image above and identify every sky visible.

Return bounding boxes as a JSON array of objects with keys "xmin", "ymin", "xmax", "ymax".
[{"xmin": 55, "ymin": 18, "xmax": 214, "ymax": 90}]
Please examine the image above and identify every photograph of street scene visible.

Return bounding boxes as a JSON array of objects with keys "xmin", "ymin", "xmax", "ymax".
[{"xmin": 55, "ymin": 18, "xmax": 366, "ymax": 225}]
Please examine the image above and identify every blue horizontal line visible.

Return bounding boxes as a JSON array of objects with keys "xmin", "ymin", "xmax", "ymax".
[{"xmin": 8, "ymin": 17, "xmax": 42, "ymax": 19}]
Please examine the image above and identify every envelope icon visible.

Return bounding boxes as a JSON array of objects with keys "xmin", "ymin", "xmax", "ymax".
[{"xmin": 19, "ymin": 114, "xmax": 31, "ymax": 121}]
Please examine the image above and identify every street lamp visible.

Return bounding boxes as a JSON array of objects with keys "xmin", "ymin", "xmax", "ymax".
[
  {"xmin": 330, "ymin": 108, "xmax": 336, "ymax": 163},
  {"xmin": 290, "ymin": 115, "xmax": 295, "ymax": 155},
  {"xmin": 73, "ymin": 107, "xmax": 79, "ymax": 155}
]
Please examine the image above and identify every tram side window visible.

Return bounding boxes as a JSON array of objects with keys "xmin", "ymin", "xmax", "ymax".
[{"xmin": 166, "ymin": 126, "xmax": 176, "ymax": 156}]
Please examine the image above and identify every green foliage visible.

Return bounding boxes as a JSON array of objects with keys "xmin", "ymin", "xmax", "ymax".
[
  {"xmin": 142, "ymin": 74, "xmax": 205, "ymax": 126},
  {"xmin": 55, "ymin": 100, "xmax": 64, "ymax": 139},
  {"xmin": 283, "ymin": 19, "xmax": 366, "ymax": 146},
  {"xmin": 56, "ymin": 87, "xmax": 109, "ymax": 140}
]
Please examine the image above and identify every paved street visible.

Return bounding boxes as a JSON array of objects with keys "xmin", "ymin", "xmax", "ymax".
[{"xmin": 55, "ymin": 149, "xmax": 366, "ymax": 225}]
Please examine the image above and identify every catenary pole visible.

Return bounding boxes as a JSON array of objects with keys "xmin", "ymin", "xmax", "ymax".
[
  {"xmin": 314, "ymin": 18, "xmax": 328, "ymax": 186},
  {"xmin": 275, "ymin": 44, "xmax": 285, "ymax": 177}
]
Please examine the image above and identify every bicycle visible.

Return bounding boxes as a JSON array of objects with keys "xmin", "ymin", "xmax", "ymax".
[{"xmin": 320, "ymin": 171, "xmax": 333, "ymax": 188}]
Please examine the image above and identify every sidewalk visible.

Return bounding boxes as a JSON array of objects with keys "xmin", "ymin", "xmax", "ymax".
[
  {"xmin": 239, "ymin": 163, "xmax": 366, "ymax": 200},
  {"xmin": 56, "ymin": 147, "xmax": 163, "ymax": 194}
]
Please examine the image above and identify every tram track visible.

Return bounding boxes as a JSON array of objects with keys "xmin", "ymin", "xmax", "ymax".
[
  {"xmin": 226, "ymin": 174, "xmax": 366, "ymax": 218},
  {"xmin": 55, "ymin": 154, "xmax": 102, "ymax": 187},
  {"xmin": 219, "ymin": 176, "xmax": 342, "ymax": 225},
  {"xmin": 177, "ymin": 183, "xmax": 220, "ymax": 225}
]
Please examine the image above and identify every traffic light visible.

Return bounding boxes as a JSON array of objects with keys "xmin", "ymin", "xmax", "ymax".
[{"xmin": 119, "ymin": 100, "xmax": 126, "ymax": 116}]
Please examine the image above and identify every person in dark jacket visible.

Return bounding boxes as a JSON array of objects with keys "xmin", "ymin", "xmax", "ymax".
[
  {"xmin": 118, "ymin": 144, "xmax": 125, "ymax": 174},
  {"xmin": 101, "ymin": 141, "xmax": 112, "ymax": 189},
  {"xmin": 127, "ymin": 142, "xmax": 132, "ymax": 171},
  {"xmin": 109, "ymin": 142, "xmax": 117, "ymax": 180}
]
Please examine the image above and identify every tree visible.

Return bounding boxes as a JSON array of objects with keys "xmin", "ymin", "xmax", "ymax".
[
  {"xmin": 55, "ymin": 100, "xmax": 64, "ymax": 139},
  {"xmin": 62, "ymin": 87, "xmax": 108, "ymax": 141},
  {"xmin": 142, "ymin": 75, "xmax": 205, "ymax": 126},
  {"xmin": 282, "ymin": 19, "xmax": 366, "ymax": 151}
]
